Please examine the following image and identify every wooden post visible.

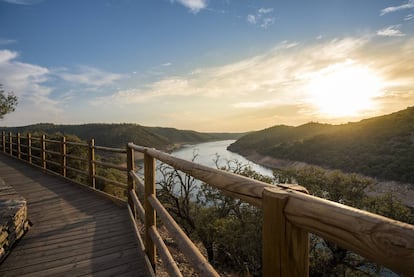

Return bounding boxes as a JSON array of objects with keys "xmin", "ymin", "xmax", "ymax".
[
  {"xmin": 88, "ymin": 139, "xmax": 96, "ymax": 188},
  {"xmin": 17, "ymin": 132, "xmax": 21, "ymax": 159},
  {"xmin": 144, "ymin": 152, "xmax": 156, "ymax": 271},
  {"xmin": 61, "ymin": 136, "xmax": 67, "ymax": 177},
  {"xmin": 41, "ymin": 134, "xmax": 46, "ymax": 169},
  {"xmin": 127, "ymin": 144, "xmax": 136, "ymax": 213},
  {"xmin": 9, "ymin": 132, "xmax": 12, "ymax": 156},
  {"xmin": 262, "ymin": 188, "xmax": 309, "ymax": 277},
  {"xmin": 27, "ymin": 133, "xmax": 32, "ymax": 164},
  {"xmin": 2, "ymin": 131, "xmax": 5, "ymax": 153}
]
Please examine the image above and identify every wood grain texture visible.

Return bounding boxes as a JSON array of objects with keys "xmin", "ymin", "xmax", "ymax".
[
  {"xmin": 0, "ymin": 154, "xmax": 152, "ymax": 277},
  {"xmin": 144, "ymin": 153, "xmax": 156, "ymax": 271},
  {"xmin": 284, "ymin": 191, "xmax": 414, "ymax": 275}
]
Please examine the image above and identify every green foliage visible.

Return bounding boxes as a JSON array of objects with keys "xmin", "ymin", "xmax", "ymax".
[
  {"xmin": 2, "ymin": 123, "xmax": 243, "ymax": 149},
  {"xmin": 229, "ymin": 106, "xmax": 414, "ymax": 183},
  {"xmin": 158, "ymin": 154, "xmax": 412, "ymax": 276},
  {"xmin": 0, "ymin": 84, "xmax": 18, "ymax": 119},
  {"xmin": 275, "ymin": 165, "xmax": 413, "ymax": 276}
]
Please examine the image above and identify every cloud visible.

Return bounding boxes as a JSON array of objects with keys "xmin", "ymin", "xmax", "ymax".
[
  {"xmin": 377, "ymin": 25, "xmax": 406, "ymax": 37},
  {"xmin": 380, "ymin": 0, "xmax": 414, "ymax": 15},
  {"xmin": 0, "ymin": 49, "xmax": 62, "ymax": 123},
  {"xmin": 1, "ymin": 0, "xmax": 43, "ymax": 4},
  {"xmin": 247, "ymin": 14, "xmax": 256, "ymax": 24},
  {"xmin": 0, "ymin": 39, "xmax": 17, "ymax": 45},
  {"xmin": 247, "ymin": 7, "xmax": 275, "ymax": 28},
  {"xmin": 162, "ymin": 62, "xmax": 172, "ymax": 67},
  {"xmin": 95, "ymin": 38, "xmax": 366, "ymax": 110},
  {"xmin": 258, "ymin": 8, "xmax": 273, "ymax": 14},
  {"xmin": 404, "ymin": 14, "xmax": 414, "ymax": 20},
  {"xmin": 94, "ymin": 35, "xmax": 414, "ymax": 131},
  {"xmin": 173, "ymin": 0, "xmax": 207, "ymax": 13},
  {"xmin": 57, "ymin": 66, "xmax": 124, "ymax": 88},
  {"xmin": 261, "ymin": 17, "xmax": 275, "ymax": 29}
]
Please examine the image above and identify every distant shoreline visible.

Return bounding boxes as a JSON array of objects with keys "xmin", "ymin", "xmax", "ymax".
[{"xmin": 233, "ymin": 149, "xmax": 414, "ymax": 208}]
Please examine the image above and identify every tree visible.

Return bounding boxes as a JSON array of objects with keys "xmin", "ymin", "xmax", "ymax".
[{"xmin": 0, "ymin": 84, "xmax": 18, "ymax": 119}]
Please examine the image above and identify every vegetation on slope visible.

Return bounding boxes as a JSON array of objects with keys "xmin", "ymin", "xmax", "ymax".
[
  {"xmin": 228, "ymin": 107, "xmax": 414, "ymax": 183},
  {"xmin": 2, "ymin": 123, "xmax": 244, "ymax": 149}
]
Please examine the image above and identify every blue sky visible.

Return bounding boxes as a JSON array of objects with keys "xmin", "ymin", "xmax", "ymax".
[{"xmin": 1, "ymin": 0, "xmax": 414, "ymax": 131}]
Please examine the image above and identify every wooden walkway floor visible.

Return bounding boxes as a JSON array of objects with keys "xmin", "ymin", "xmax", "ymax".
[{"xmin": 0, "ymin": 154, "xmax": 153, "ymax": 277}]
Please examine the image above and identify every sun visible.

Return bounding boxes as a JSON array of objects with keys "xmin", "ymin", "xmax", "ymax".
[{"xmin": 306, "ymin": 60, "xmax": 383, "ymax": 117}]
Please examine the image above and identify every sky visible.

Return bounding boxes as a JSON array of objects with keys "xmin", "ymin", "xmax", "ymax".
[{"xmin": 0, "ymin": 0, "xmax": 413, "ymax": 132}]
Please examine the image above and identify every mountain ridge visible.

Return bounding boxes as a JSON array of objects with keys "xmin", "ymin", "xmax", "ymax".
[
  {"xmin": 0, "ymin": 123, "xmax": 244, "ymax": 150},
  {"xmin": 228, "ymin": 107, "xmax": 414, "ymax": 183}
]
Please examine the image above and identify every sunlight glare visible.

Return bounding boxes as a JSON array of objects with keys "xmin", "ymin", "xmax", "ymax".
[{"xmin": 306, "ymin": 60, "xmax": 383, "ymax": 117}]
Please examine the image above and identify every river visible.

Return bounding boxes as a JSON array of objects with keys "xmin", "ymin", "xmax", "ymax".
[{"xmin": 170, "ymin": 140, "xmax": 274, "ymax": 177}]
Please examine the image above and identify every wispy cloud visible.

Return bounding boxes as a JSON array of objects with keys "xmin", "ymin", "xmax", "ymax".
[
  {"xmin": 0, "ymin": 49, "xmax": 61, "ymax": 122},
  {"xmin": 247, "ymin": 7, "xmax": 275, "ymax": 29},
  {"xmin": 92, "ymin": 35, "xmax": 414, "ymax": 130},
  {"xmin": 172, "ymin": 0, "xmax": 207, "ymax": 14},
  {"xmin": 380, "ymin": 0, "xmax": 414, "ymax": 15},
  {"xmin": 162, "ymin": 62, "xmax": 172, "ymax": 67},
  {"xmin": 56, "ymin": 66, "xmax": 124, "ymax": 88},
  {"xmin": 258, "ymin": 8, "xmax": 273, "ymax": 14},
  {"xmin": 247, "ymin": 14, "xmax": 256, "ymax": 24},
  {"xmin": 1, "ymin": 0, "xmax": 43, "ymax": 5},
  {"xmin": 0, "ymin": 38, "xmax": 17, "ymax": 45},
  {"xmin": 377, "ymin": 25, "xmax": 406, "ymax": 37},
  {"xmin": 404, "ymin": 14, "xmax": 414, "ymax": 20}
]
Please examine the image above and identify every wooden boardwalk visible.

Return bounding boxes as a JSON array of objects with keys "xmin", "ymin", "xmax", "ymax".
[{"xmin": 0, "ymin": 154, "xmax": 153, "ymax": 277}]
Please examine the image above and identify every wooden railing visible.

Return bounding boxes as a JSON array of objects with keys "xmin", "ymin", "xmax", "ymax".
[
  {"xmin": 0, "ymin": 131, "xmax": 128, "ymax": 200},
  {"xmin": 1, "ymin": 131, "xmax": 414, "ymax": 276}
]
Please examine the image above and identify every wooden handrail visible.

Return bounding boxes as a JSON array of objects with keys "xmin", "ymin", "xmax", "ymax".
[
  {"xmin": 93, "ymin": 160, "xmax": 128, "ymax": 172},
  {"xmin": 0, "ymin": 132, "xmax": 128, "ymax": 201},
  {"xmin": 94, "ymin": 145, "xmax": 126, "ymax": 153},
  {"xmin": 147, "ymin": 194, "xmax": 220, "ymax": 276},
  {"xmin": 129, "ymin": 143, "xmax": 271, "ymax": 207},
  {"xmin": 148, "ymin": 225, "xmax": 182, "ymax": 277},
  {"xmin": 128, "ymin": 142, "xmax": 414, "ymax": 276},
  {"xmin": 2, "ymin": 131, "xmax": 413, "ymax": 276}
]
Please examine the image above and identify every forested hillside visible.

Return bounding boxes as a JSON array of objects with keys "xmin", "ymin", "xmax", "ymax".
[
  {"xmin": 228, "ymin": 107, "xmax": 414, "ymax": 183},
  {"xmin": 2, "ymin": 123, "xmax": 243, "ymax": 149}
]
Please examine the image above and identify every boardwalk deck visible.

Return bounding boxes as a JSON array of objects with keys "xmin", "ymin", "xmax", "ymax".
[{"xmin": 0, "ymin": 154, "xmax": 153, "ymax": 277}]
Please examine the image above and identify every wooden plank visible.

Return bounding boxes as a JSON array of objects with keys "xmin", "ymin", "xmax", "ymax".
[
  {"xmin": 0, "ymin": 154, "xmax": 151, "ymax": 277},
  {"xmin": 148, "ymin": 194, "xmax": 219, "ymax": 276},
  {"xmin": 144, "ymin": 153, "xmax": 156, "ymax": 270},
  {"xmin": 1, "ymin": 233, "xmax": 137, "ymax": 269},
  {"xmin": 262, "ymin": 188, "xmax": 308, "ymax": 277},
  {"xmin": 284, "ymin": 191, "xmax": 414, "ymax": 275}
]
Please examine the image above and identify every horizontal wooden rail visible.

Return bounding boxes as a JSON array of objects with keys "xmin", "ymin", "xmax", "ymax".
[
  {"xmin": 130, "ymin": 189, "xmax": 145, "ymax": 222},
  {"xmin": 44, "ymin": 138, "xmax": 60, "ymax": 143},
  {"xmin": 129, "ymin": 142, "xmax": 414, "ymax": 276},
  {"xmin": 129, "ymin": 170, "xmax": 145, "ymax": 192},
  {"xmin": 94, "ymin": 175, "xmax": 127, "ymax": 189},
  {"xmin": 94, "ymin": 145, "xmax": 127, "ymax": 153},
  {"xmin": 93, "ymin": 160, "xmax": 128, "ymax": 172},
  {"xmin": 65, "ymin": 154, "xmax": 88, "ymax": 162},
  {"xmin": 148, "ymin": 225, "xmax": 182, "ymax": 277},
  {"xmin": 281, "ymin": 189, "xmax": 414, "ymax": 274},
  {"xmin": 44, "ymin": 149, "xmax": 61, "ymax": 156},
  {"xmin": 1, "ymin": 132, "xmax": 129, "ymax": 202},
  {"xmin": 46, "ymin": 159, "xmax": 60, "ymax": 167},
  {"xmin": 129, "ymin": 144, "xmax": 270, "ymax": 207},
  {"xmin": 66, "ymin": 165, "xmax": 88, "ymax": 176},
  {"xmin": 65, "ymin": 141, "xmax": 88, "ymax": 147},
  {"xmin": 147, "ymin": 194, "xmax": 219, "ymax": 276}
]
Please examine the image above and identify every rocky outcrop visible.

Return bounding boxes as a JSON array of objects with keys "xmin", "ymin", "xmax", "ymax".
[{"xmin": 0, "ymin": 178, "xmax": 30, "ymax": 263}]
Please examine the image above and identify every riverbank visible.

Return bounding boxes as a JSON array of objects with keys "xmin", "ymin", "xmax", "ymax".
[{"xmin": 237, "ymin": 150, "xmax": 414, "ymax": 208}]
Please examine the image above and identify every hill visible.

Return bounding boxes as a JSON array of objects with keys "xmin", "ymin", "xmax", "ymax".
[
  {"xmin": 228, "ymin": 107, "xmax": 414, "ymax": 183},
  {"xmin": 1, "ymin": 123, "xmax": 244, "ymax": 150}
]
